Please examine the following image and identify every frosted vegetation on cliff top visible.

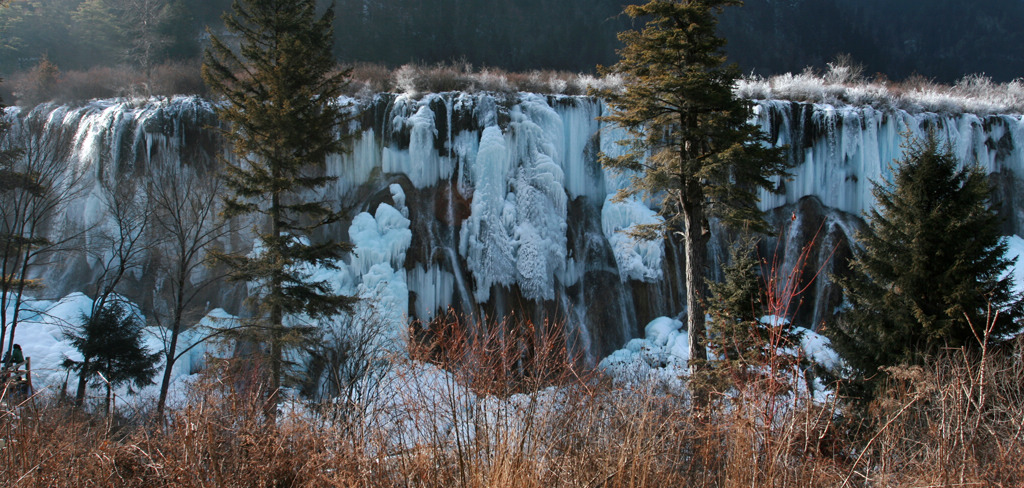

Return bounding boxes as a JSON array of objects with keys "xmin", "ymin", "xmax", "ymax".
[
  {"xmin": 736, "ymin": 65, "xmax": 1024, "ymax": 115},
  {"xmin": 11, "ymin": 60, "xmax": 1023, "ymax": 116},
  {"xmin": 354, "ymin": 61, "xmax": 1024, "ymax": 115}
]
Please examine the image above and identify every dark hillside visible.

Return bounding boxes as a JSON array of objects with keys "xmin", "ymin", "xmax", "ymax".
[{"xmin": 1, "ymin": 0, "xmax": 1022, "ymax": 84}]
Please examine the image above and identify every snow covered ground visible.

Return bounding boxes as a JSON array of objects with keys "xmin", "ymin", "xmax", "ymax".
[{"xmin": 1, "ymin": 292, "xmax": 233, "ymax": 409}]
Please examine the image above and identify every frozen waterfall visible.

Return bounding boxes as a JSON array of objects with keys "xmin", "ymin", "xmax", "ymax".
[{"xmin": 5, "ymin": 92, "xmax": 1024, "ymax": 361}]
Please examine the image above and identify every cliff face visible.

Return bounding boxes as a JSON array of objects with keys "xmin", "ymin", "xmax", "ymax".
[
  {"xmin": 8, "ymin": 93, "xmax": 1024, "ymax": 360},
  {"xmin": 751, "ymin": 100, "xmax": 1024, "ymax": 329}
]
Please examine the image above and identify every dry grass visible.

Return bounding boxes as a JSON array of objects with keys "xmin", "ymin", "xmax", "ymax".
[
  {"xmin": 0, "ymin": 316, "xmax": 1021, "ymax": 487},
  {"xmin": 845, "ymin": 337, "xmax": 1024, "ymax": 487}
]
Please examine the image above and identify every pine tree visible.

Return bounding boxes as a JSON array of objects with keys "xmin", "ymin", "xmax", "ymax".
[
  {"xmin": 202, "ymin": 0, "xmax": 355, "ymax": 401},
  {"xmin": 708, "ymin": 239, "xmax": 765, "ymax": 368},
  {"xmin": 63, "ymin": 301, "xmax": 160, "ymax": 411},
  {"xmin": 707, "ymin": 239, "xmax": 806, "ymax": 394},
  {"xmin": 599, "ymin": 0, "xmax": 788, "ymax": 368},
  {"xmin": 832, "ymin": 135, "xmax": 1024, "ymax": 378}
]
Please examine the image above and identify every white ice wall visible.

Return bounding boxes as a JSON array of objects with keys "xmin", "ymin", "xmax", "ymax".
[
  {"xmin": 753, "ymin": 100, "xmax": 1024, "ymax": 217},
  {"xmin": 9, "ymin": 93, "xmax": 1024, "ymax": 361}
]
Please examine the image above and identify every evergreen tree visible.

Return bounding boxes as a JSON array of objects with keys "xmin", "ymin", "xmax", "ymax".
[
  {"xmin": 72, "ymin": 0, "xmax": 183, "ymax": 78},
  {"xmin": 63, "ymin": 301, "xmax": 160, "ymax": 411},
  {"xmin": 832, "ymin": 135, "xmax": 1024, "ymax": 378},
  {"xmin": 202, "ymin": 0, "xmax": 355, "ymax": 402},
  {"xmin": 68, "ymin": 176, "xmax": 153, "ymax": 407},
  {"xmin": 69, "ymin": 0, "xmax": 125, "ymax": 68},
  {"xmin": 708, "ymin": 239, "xmax": 765, "ymax": 368},
  {"xmin": 599, "ymin": 0, "xmax": 788, "ymax": 368},
  {"xmin": 707, "ymin": 238, "xmax": 806, "ymax": 394}
]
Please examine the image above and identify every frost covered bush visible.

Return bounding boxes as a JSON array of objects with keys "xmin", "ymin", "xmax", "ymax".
[
  {"xmin": 346, "ymin": 62, "xmax": 627, "ymax": 97},
  {"xmin": 823, "ymin": 55, "xmax": 866, "ymax": 85},
  {"xmin": 737, "ymin": 69, "xmax": 1024, "ymax": 115},
  {"xmin": 573, "ymin": 72, "xmax": 625, "ymax": 95},
  {"xmin": 392, "ymin": 64, "xmax": 420, "ymax": 97}
]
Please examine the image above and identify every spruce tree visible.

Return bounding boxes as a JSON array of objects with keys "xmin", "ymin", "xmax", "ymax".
[
  {"xmin": 202, "ymin": 0, "xmax": 355, "ymax": 401},
  {"xmin": 833, "ymin": 135, "xmax": 1024, "ymax": 378},
  {"xmin": 63, "ymin": 301, "xmax": 160, "ymax": 411},
  {"xmin": 707, "ymin": 239, "xmax": 805, "ymax": 392},
  {"xmin": 599, "ymin": 0, "xmax": 788, "ymax": 367},
  {"xmin": 708, "ymin": 239, "xmax": 765, "ymax": 368}
]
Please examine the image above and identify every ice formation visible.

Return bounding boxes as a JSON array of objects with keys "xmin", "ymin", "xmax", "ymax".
[
  {"xmin": 349, "ymin": 202, "xmax": 412, "ymax": 277},
  {"xmin": 602, "ymin": 195, "xmax": 664, "ymax": 282},
  {"xmin": 751, "ymin": 100, "xmax": 1024, "ymax": 224},
  {"xmin": 598, "ymin": 316, "xmax": 690, "ymax": 394},
  {"xmin": 459, "ymin": 125, "xmax": 517, "ymax": 302},
  {"xmin": 382, "ymin": 98, "xmax": 455, "ymax": 188}
]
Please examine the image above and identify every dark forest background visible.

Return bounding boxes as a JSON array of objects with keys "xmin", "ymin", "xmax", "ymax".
[{"xmin": 2, "ymin": 0, "xmax": 1023, "ymax": 85}]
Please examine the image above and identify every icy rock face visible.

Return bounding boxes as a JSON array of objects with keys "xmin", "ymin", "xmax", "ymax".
[
  {"xmin": 3, "ymin": 97, "xmax": 231, "ymax": 312},
  {"xmin": 602, "ymin": 195, "xmax": 664, "ymax": 282},
  {"xmin": 759, "ymin": 195, "xmax": 863, "ymax": 330},
  {"xmin": 8, "ymin": 93, "xmax": 1024, "ymax": 361},
  {"xmin": 752, "ymin": 100, "xmax": 1024, "ymax": 233}
]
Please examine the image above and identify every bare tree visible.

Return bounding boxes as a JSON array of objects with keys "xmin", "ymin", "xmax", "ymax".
[
  {"xmin": 0, "ymin": 114, "xmax": 85, "ymax": 360},
  {"xmin": 148, "ymin": 162, "xmax": 230, "ymax": 414},
  {"xmin": 118, "ymin": 0, "xmax": 172, "ymax": 80},
  {"xmin": 71, "ymin": 177, "xmax": 153, "ymax": 406},
  {"xmin": 303, "ymin": 302, "xmax": 395, "ymax": 436}
]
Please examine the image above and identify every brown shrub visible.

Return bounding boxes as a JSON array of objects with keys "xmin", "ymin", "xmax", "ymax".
[
  {"xmin": 7, "ymin": 61, "xmax": 207, "ymax": 107},
  {"xmin": 9, "ymin": 55, "xmax": 61, "ymax": 107},
  {"xmin": 148, "ymin": 61, "xmax": 208, "ymax": 98},
  {"xmin": 347, "ymin": 62, "xmax": 395, "ymax": 95},
  {"xmin": 2, "ymin": 319, "xmax": 1021, "ymax": 487},
  {"xmin": 851, "ymin": 336, "xmax": 1024, "ymax": 487},
  {"xmin": 33, "ymin": 65, "xmax": 136, "ymax": 105},
  {"xmin": 409, "ymin": 312, "xmax": 582, "ymax": 396}
]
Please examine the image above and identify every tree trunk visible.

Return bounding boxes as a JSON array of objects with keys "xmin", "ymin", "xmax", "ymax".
[
  {"xmin": 268, "ymin": 305, "xmax": 282, "ymax": 419},
  {"xmin": 5, "ymin": 256, "xmax": 33, "ymax": 360},
  {"xmin": 682, "ymin": 184, "xmax": 710, "ymax": 371},
  {"xmin": 157, "ymin": 263, "xmax": 188, "ymax": 416},
  {"xmin": 156, "ymin": 326, "xmax": 180, "ymax": 415},
  {"xmin": 75, "ymin": 358, "xmax": 90, "ymax": 406},
  {"xmin": 267, "ymin": 191, "xmax": 282, "ymax": 420}
]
